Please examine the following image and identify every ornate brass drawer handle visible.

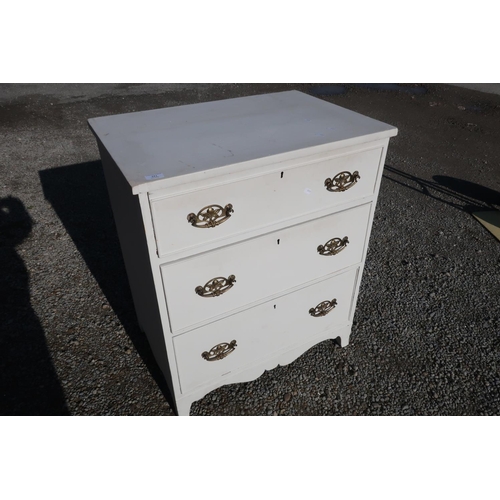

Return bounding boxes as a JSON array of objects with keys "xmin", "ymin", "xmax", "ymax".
[
  {"xmin": 309, "ymin": 299, "xmax": 337, "ymax": 317},
  {"xmin": 202, "ymin": 340, "xmax": 237, "ymax": 361},
  {"xmin": 317, "ymin": 236, "xmax": 349, "ymax": 256},
  {"xmin": 324, "ymin": 171, "xmax": 360, "ymax": 192},
  {"xmin": 187, "ymin": 203, "xmax": 233, "ymax": 228},
  {"xmin": 195, "ymin": 275, "xmax": 236, "ymax": 298}
]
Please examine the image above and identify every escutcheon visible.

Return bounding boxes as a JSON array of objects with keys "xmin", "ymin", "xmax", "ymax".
[
  {"xmin": 324, "ymin": 171, "xmax": 360, "ymax": 192},
  {"xmin": 187, "ymin": 204, "xmax": 233, "ymax": 228},
  {"xmin": 317, "ymin": 236, "xmax": 349, "ymax": 256},
  {"xmin": 195, "ymin": 275, "xmax": 236, "ymax": 298},
  {"xmin": 202, "ymin": 340, "xmax": 237, "ymax": 361},
  {"xmin": 309, "ymin": 299, "xmax": 338, "ymax": 317}
]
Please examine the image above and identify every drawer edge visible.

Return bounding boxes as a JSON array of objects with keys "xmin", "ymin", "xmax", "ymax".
[
  {"xmin": 141, "ymin": 138, "xmax": 391, "ymax": 196},
  {"xmin": 165, "ymin": 262, "xmax": 363, "ymax": 336},
  {"xmin": 154, "ymin": 196, "xmax": 376, "ymax": 263},
  {"xmin": 176, "ymin": 322, "xmax": 352, "ymax": 397},
  {"xmin": 148, "ymin": 143, "xmax": 386, "ymax": 202}
]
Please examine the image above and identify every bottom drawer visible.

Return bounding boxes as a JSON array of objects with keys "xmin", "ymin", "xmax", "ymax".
[{"xmin": 173, "ymin": 267, "xmax": 359, "ymax": 394}]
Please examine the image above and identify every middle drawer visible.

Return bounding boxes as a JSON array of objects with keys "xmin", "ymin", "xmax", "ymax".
[{"xmin": 161, "ymin": 202, "xmax": 371, "ymax": 333}]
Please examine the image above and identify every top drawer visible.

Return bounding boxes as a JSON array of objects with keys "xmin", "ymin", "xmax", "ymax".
[{"xmin": 149, "ymin": 147, "xmax": 383, "ymax": 257}]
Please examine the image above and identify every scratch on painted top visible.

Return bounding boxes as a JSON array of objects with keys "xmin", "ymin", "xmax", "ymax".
[{"xmin": 211, "ymin": 143, "xmax": 235, "ymax": 158}]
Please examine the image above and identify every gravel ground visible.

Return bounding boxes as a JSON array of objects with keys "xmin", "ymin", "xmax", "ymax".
[{"xmin": 1, "ymin": 83, "xmax": 499, "ymax": 416}]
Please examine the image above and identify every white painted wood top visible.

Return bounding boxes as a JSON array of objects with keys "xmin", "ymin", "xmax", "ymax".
[{"xmin": 88, "ymin": 90, "xmax": 397, "ymax": 194}]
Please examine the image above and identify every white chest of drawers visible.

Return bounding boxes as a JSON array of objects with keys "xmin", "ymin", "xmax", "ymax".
[{"xmin": 88, "ymin": 90, "xmax": 397, "ymax": 415}]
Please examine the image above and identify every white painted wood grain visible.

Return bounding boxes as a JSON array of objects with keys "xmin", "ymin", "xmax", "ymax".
[
  {"xmin": 174, "ymin": 323, "xmax": 353, "ymax": 416},
  {"xmin": 96, "ymin": 142, "xmax": 179, "ymax": 401},
  {"xmin": 88, "ymin": 90, "xmax": 397, "ymax": 193},
  {"xmin": 89, "ymin": 92, "xmax": 398, "ymax": 415},
  {"xmin": 150, "ymin": 147, "xmax": 382, "ymax": 257},
  {"xmin": 173, "ymin": 267, "xmax": 358, "ymax": 394},
  {"xmin": 161, "ymin": 203, "xmax": 371, "ymax": 332}
]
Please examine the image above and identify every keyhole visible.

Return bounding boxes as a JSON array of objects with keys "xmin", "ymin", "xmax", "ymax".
[
  {"xmin": 277, "ymin": 239, "xmax": 280, "ymax": 245},
  {"xmin": 274, "ymin": 304, "xmax": 277, "ymax": 309},
  {"xmin": 280, "ymin": 171, "xmax": 284, "ymax": 179}
]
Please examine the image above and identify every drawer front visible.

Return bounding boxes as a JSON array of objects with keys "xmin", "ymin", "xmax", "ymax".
[
  {"xmin": 150, "ymin": 147, "xmax": 382, "ymax": 257},
  {"xmin": 161, "ymin": 203, "xmax": 371, "ymax": 333},
  {"xmin": 174, "ymin": 267, "xmax": 358, "ymax": 394}
]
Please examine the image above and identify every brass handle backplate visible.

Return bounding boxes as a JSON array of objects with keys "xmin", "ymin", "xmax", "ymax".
[
  {"xmin": 187, "ymin": 204, "xmax": 233, "ymax": 228},
  {"xmin": 309, "ymin": 299, "xmax": 338, "ymax": 317},
  {"xmin": 317, "ymin": 236, "xmax": 349, "ymax": 256},
  {"xmin": 202, "ymin": 340, "xmax": 237, "ymax": 361},
  {"xmin": 324, "ymin": 171, "xmax": 360, "ymax": 192},
  {"xmin": 195, "ymin": 275, "xmax": 236, "ymax": 298}
]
